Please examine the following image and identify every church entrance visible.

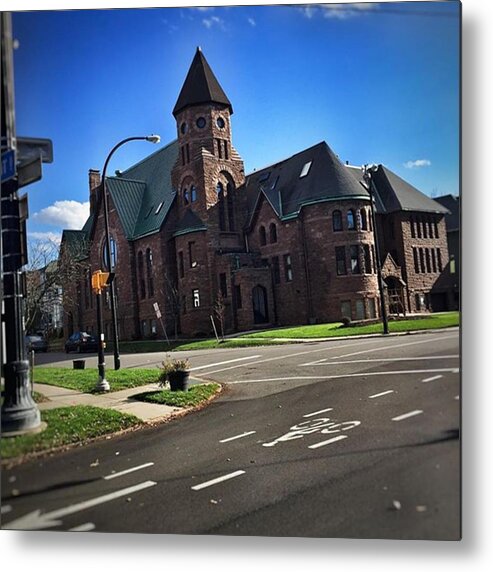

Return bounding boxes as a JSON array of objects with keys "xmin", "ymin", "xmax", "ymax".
[{"xmin": 252, "ymin": 285, "xmax": 269, "ymax": 324}]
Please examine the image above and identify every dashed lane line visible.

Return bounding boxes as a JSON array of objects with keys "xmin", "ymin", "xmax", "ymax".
[
  {"xmin": 308, "ymin": 435, "xmax": 348, "ymax": 449},
  {"xmin": 303, "ymin": 408, "xmax": 333, "ymax": 418},
  {"xmin": 421, "ymin": 374, "xmax": 443, "ymax": 383},
  {"xmin": 190, "ymin": 355, "xmax": 261, "ymax": 372},
  {"xmin": 368, "ymin": 390, "xmax": 395, "ymax": 399},
  {"xmin": 191, "ymin": 470, "xmax": 246, "ymax": 491},
  {"xmin": 103, "ymin": 462, "xmax": 154, "ymax": 480},
  {"xmin": 69, "ymin": 523, "xmax": 95, "ymax": 532},
  {"xmin": 219, "ymin": 431, "xmax": 256, "ymax": 443},
  {"xmin": 392, "ymin": 410, "xmax": 424, "ymax": 422}
]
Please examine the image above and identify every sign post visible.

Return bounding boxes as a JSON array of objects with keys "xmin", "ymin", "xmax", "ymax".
[{"xmin": 153, "ymin": 302, "xmax": 170, "ymax": 346}]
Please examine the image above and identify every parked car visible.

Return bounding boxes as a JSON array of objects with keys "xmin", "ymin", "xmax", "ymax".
[
  {"xmin": 65, "ymin": 332, "xmax": 98, "ymax": 353},
  {"xmin": 25, "ymin": 334, "xmax": 48, "ymax": 353}
]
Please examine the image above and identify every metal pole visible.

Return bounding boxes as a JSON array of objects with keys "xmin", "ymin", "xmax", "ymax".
[
  {"xmin": 366, "ymin": 168, "xmax": 389, "ymax": 335},
  {"xmin": 1, "ymin": 13, "xmax": 41, "ymax": 435},
  {"xmin": 94, "ymin": 289, "xmax": 109, "ymax": 392},
  {"xmin": 100, "ymin": 136, "xmax": 158, "ymax": 370}
]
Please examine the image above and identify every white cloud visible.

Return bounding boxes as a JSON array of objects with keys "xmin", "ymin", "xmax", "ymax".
[
  {"xmin": 203, "ymin": 16, "xmax": 225, "ymax": 30},
  {"xmin": 301, "ymin": 3, "xmax": 379, "ymax": 20},
  {"xmin": 247, "ymin": 17, "xmax": 256, "ymax": 27},
  {"xmin": 28, "ymin": 231, "xmax": 62, "ymax": 245},
  {"xmin": 32, "ymin": 200, "xmax": 90, "ymax": 230},
  {"xmin": 404, "ymin": 159, "xmax": 432, "ymax": 169}
]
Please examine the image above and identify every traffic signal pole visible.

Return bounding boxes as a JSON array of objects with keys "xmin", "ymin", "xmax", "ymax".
[{"xmin": 92, "ymin": 270, "xmax": 110, "ymax": 391}]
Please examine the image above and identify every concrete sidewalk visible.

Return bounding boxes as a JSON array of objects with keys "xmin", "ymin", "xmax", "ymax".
[{"xmin": 33, "ymin": 381, "xmax": 182, "ymax": 422}]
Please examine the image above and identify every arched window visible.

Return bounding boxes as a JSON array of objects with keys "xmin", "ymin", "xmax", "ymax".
[
  {"xmin": 269, "ymin": 222, "xmax": 277, "ymax": 243},
  {"xmin": 259, "ymin": 226, "xmax": 267, "ymax": 246},
  {"xmin": 347, "ymin": 209, "xmax": 356, "ymax": 230},
  {"xmin": 190, "ymin": 185, "xmax": 197, "ymax": 203},
  {"xmin": 332, "ymin": 210, "xmax": 342, "ymax": 232},
  {"xmin": 360, "ymin": 208, "xmax": 368, "ymax": 231},
  {"xmin": 146, "ymin": 248, "xmax": 154, "ymax": 297},
  {"xmin": 183, "ymin": 187, "xmax": 190, "ymax": 205},
  {"xmin": 138, "ymin": 251, "xmax": 146, "ymax": 299},
  {"xmin": 226, "ymin": 182, "xmax": 235, "ymax": 231},
  {"xmin": 216, "ymin": 182, "xmax": 226, "ymax": 231}
]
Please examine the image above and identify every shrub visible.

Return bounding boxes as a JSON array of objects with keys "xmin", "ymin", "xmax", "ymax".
[
  {"xmin": 340, "ymin": 316, "xmax": 352, "ymax": 327},
  {"xmin": 158, "ymin": 357, "xmax": 190, "ymax": 387}
]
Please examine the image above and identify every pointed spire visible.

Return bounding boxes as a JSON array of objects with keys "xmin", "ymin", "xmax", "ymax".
[{"xmin": 173, "ymin": 48, "xmax": 233, "ymax": 117}]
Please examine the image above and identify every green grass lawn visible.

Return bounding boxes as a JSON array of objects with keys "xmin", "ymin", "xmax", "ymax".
[
  {"xmin": 238, "ymin": 311, "xmax": 460, "ymax": 339},
  {"xmin": 33, "ymin": 367, "xmax": 161, "ymax": 394},
  {"xmin": 1, "ymin": 406, "xmax": 140, "ymax": 460},
  {"xmin": 132, "ymin": 383, "xmax": 221, "ymax": 408}
]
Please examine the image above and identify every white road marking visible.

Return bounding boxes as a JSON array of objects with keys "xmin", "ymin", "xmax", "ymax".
[
  {"xmin": 421, "ymin": 374, "xmax": 443, "ymax": 383},
  {"xmin": 103, "ymin": 462, "xmax": 154, "ymax": 480},
  {"xmin": 229, "ymin": 368, "xmax": 460, "ymax": 384},
  {"xmin": 369, "ymin": 390, "xmax": 395, "ymax": 399},
  {"xmin": 206, "ymin": 334, "xmax": 456, "ymax": 376},
  {"xmin": 190, "ymin": 355, "xmax": 261, "ymax": 372},
  {"xmin": 219, "ymin": 431, "xmax": 256, "ymax": 443},
  {"xmin": 392, "ymin": 410, "xmax": 423, "ymax": 421},
  {"xmin": 302, "ymin": 355, "xmax": 459, "ymax": 366},
  {"xmin": 1, "ymin": 505, "xmax": 12, "ymax": 515},
  {"xmin": 69, "ymin": 522, "xmax": 95, "ymax": 532},
  {"xmin": 308, "ymin": 435, "xmax": 348, "ymax": 449},
  {"xmin": 4, "ymin": 481, "xmax": 157, "ymax": 530},
  {"xmin": 303, "ymin": 408, "xmax": 333, "ymax": 417},
  {"xmin": 191, "ymin": 470, "xmax": 246, "ymax": 491}
]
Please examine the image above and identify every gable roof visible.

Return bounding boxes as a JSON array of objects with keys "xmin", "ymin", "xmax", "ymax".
[
  {"xmin": 346, "ymin": 164, "xmax": 450, "ymax": 215},
  {"xmin": 173, "ymin": 48, "xmax": 232, "ymax": 117},
  {"xmin": 105, "ymin": 140, "xmax": 179, "ymax": 240},
  {"xmin": 244, "ymin": 141, "xmax": 370, "ymax": 226},
  {"xmin": 434, "ymin": 194, "xmax": 460, "ymax": 231}
]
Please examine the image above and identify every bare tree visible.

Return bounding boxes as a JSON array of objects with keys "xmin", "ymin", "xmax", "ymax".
[
  {"xmin": 213, "ymin": 293, "xmax": 226, "ymax": 341},
  {"xmin": 25, "ymin": 236, "xmax": 89, "ymax": 335}
]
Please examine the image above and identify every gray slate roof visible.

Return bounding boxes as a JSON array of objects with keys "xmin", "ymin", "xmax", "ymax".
[
  {"xmin": 172, "ymin": 209, "xmax": 207, "ymax": 237},
  {"xmin": 173, "ymin": 48, "xmax": 232, "ymax": 117},
  {"xmin": 346, "ymin": 164, "xmax": 449, "ymax": 215},
  {"xmin": 244, "ymin": 141, "xmax": 370, "ymax": 225},
  {"xmin": 105, "ymin": 140, "xmax": 179, "ymax": 240},
  {"xmin": 434, "ymin": 194, "xmax": 460, "ymax": 231}
]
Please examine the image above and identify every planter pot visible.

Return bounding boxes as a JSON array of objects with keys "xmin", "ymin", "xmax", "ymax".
[{"xmin": 168, "ymin": 370, "xmax": 189, "ymax": 392}]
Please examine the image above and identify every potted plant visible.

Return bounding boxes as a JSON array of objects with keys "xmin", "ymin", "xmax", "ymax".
[{"xmin": 158, "ymin": 357, "xmax": 191, "ymax": 392}]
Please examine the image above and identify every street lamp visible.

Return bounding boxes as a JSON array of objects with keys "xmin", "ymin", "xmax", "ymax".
[
  {"xmin": 100, "ymin": 135, "xmax": 160, "ymax": 372},
  {"xmin": 362, "ymin": 164, "xmax": 389, "ymax": 335}
]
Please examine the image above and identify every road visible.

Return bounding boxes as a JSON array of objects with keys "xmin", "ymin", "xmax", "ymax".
[{"xmin": 1, "ymin": 330, "xmax": 460, "ymax": 539}]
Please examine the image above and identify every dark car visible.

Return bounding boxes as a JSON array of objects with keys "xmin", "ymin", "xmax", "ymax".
[
  {"xmin": 25, "ymin": 334, "xmax": 48, "ymax": 353},
  {"xmin": 65, "ymin": 332, "xmax": 98, "ymax": 354}
]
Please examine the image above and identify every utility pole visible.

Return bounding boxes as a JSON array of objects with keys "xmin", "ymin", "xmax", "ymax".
[{"xmin": 91, "ymin": 270, "xmax": 110, "ymax": 392}]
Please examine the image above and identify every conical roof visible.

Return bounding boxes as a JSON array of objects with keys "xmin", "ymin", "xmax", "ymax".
[{"xmin": 173, "ymin": 47, "xmax": 232, "ymax": 117}]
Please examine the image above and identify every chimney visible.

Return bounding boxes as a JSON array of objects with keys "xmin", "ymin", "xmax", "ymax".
[{"xmin": 88, "ymin": 169, "xmax": 101, "ymax": 214}]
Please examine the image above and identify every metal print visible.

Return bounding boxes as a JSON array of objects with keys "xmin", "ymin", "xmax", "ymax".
[{"xmin": 1, "ymin": 2, "xmax": 460, "ymax": 540}]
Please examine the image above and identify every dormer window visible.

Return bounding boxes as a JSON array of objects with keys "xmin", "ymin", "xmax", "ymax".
[{"xmin": 300, "ymin": 161, "xmax": 312, "ymax": 178}]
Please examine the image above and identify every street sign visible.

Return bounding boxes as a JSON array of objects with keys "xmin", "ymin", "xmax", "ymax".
[
  {"xmin": 153, "ymin": 302, "xmax": 162, "ymax": 319},
  {"xmin": 17, "ymin": 137, "xmax": 53, "ymax": 164},
  {"xmin": 17, "ymin": 155, "xmax": 42, "ymax": 188},
  {"xmin": 1, "ymin": 148, "xmax": 15, "ymax": 182}
]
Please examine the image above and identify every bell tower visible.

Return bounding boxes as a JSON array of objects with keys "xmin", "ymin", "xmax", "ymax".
[{"xmin": 171, "ymin": 47, "xmax": 245, "ymax": 234}]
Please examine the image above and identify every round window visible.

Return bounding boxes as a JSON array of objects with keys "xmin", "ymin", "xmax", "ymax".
[
  {"xmin": 216, "ymin": 117, "xmax": 225, "ymax": 129},
  {"xmin": 196, "ymin": 117, "xmax": 206, "ymax": 129},
  {"xmin": 180, "ymin": 122, "xmax": 187, "ymax": 135}
]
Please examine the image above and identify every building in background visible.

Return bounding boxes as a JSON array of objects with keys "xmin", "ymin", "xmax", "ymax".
[{"xmin": 61, "ymin": 48, "xmax": 456, "ymax": 340}]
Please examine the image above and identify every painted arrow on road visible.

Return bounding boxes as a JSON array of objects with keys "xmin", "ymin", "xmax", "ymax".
[{"xmin": 4, "ymin": 480, "xmax": 157, "ymax": 530}]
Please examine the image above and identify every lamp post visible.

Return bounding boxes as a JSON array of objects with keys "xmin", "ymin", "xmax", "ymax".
[
  {"xmin": 100, "ymin": 135, "xmax": 160, "ymax": 371},
  {"xmin": 363, "ymin": 164, "xmax": 389, "ymax": 335}
]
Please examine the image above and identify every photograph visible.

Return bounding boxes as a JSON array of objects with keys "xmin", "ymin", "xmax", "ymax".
[{"xmin": 1, "ymin": 1, "xmax": 461, "ymax": 543}]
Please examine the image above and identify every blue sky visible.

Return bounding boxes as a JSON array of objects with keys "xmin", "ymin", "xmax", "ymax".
[{"xmin": 11, "ymin": 2, "xmax": 460, "ymax": 244}]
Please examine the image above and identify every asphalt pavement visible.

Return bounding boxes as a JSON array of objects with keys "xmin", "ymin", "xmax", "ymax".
[{"xmin": 1, "ymin": 329, "xmax": 460, "ymax": 539}]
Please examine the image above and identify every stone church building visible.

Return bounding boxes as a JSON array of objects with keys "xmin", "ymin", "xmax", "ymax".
[{"xmin": 61, "ymin": 48, "xmax": 455, "ymax": 341}]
